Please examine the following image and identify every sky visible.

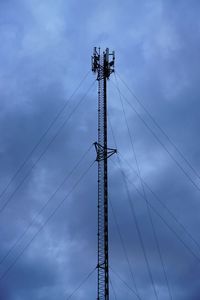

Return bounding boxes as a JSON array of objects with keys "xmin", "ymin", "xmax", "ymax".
[{"xmin": 0, "ymin": 0, "xmax": 200, "ymax": 299}]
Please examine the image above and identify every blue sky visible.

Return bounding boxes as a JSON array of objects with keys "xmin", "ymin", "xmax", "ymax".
[{"xmin": 0, "ymin": 1, "xmax": 200, "ymax": 299}]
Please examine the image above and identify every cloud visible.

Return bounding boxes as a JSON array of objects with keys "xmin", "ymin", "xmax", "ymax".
[{"xmin": 0, "ymin": 0, "xmax": 200, "ymax": 299}]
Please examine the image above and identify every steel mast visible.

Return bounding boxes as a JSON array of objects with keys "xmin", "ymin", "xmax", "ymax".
[{"xmin": 92, "ymin": 47, "xmax": 116, "ymax": 300}]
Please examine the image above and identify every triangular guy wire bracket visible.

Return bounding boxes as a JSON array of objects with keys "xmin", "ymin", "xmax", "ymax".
[{"xmin": 94, "ymin": 142, "xmax": 117, "ymax": 162}]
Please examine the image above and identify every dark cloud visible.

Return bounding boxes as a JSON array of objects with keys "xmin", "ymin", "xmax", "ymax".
[{"xmin": 0, "ymin": 0, "xmax": 200, "ymax": 299}]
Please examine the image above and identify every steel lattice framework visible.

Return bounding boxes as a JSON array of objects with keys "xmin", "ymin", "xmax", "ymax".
[{"xmin": 92, "ymin": 47, "xmax": 116, "ymax": 300}]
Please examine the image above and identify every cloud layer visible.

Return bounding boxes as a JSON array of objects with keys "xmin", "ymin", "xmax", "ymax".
[{"xmin": 0, "ymin": 0, "xmax": 200, "ymax": 299}]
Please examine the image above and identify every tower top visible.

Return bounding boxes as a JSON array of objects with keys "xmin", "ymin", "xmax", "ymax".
[{"xmin": 92, "ymin": 47, "xmax": 115, "ymax": 80}]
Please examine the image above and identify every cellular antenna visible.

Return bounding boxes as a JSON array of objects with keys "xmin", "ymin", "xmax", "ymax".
[{"xmin": 92, "ymin": 47, "xmax": 116, "ymax": 300}]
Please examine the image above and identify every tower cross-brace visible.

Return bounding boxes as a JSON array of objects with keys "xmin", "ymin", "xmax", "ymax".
[{"xmin": 92, "ymin": 47, "xmax": 116, "ymax": 300}]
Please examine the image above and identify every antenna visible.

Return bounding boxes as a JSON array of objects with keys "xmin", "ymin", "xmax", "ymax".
[{"xmin": 92, "ymin": 48, "xmax": 116, "ymax": 300}]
